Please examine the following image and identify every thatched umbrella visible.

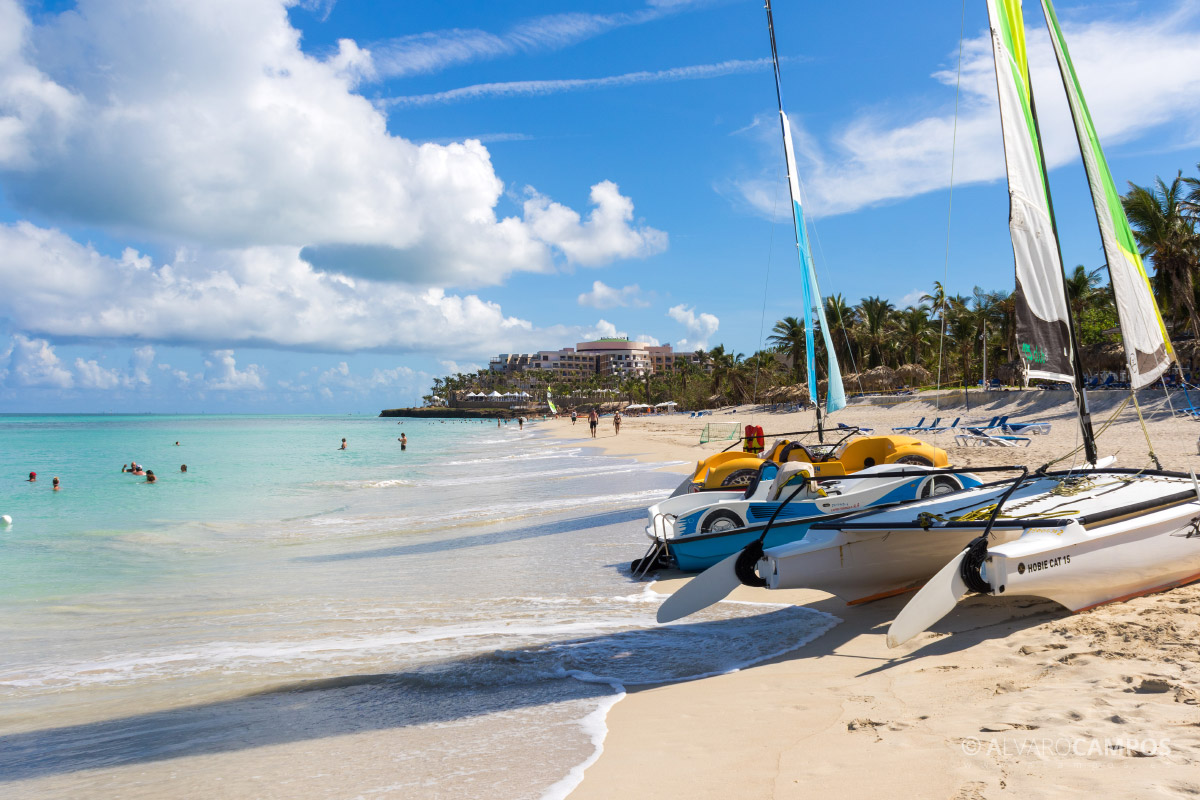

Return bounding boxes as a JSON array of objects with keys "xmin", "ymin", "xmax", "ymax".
[
  {"xmin": 859, "ymin": 365, "xmax": 898, "ymax": 392},
  {"xmin": 895, "ymin": 363, "xmax": 933, "ymax": 387}
]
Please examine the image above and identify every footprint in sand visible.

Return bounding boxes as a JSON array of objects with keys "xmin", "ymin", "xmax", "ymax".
[{"xmin": 952, "ymin": 781, "xmax": 987, "ymax": 800}]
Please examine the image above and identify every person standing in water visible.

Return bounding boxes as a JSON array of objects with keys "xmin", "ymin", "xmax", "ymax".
[
  {"xmin": 27, "ymin": 472, "xmax": 36, "ymax": 482},
  {"xmin": 52, "ymin": 477, "xmax": 60, "ymax": 491},
  {"xmin": 145, "ymin": 470, "xmax": 156, "ymax": 483},
  {"xmin": 181, "ymin": 465, "xmax": 188, "ymax": 472},
  {"xmin": 518, "ymin": 417, "xmax": 524, "ymax": 430},
  {"xmin": 400, "ymin": 433, "xmax": 407, "ymax": 450},
  {"xmin": 340, "ymin": 438, "xmax": 347, "ymax": 450},
  {"xmin": 588, "ymin": 408, "xmax": 599, "ymax": 438}
]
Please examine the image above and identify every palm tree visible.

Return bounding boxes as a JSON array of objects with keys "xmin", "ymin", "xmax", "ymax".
[
  {"xmin": 921, "ymin": 281, "xmax": 950, "ymax": 321},
  {"xmin": 824, "ymin": 294, "xmax": 856, "ymax": 370},
  {"xmin": 1181, "ymin": 161, "xmax": 1200, "ymax": 221},
  {"xmin": 1123, "ymin": 174, "xmax": 1200, "ymax": 341},
  {"xmin": 767, "ymin": 316, "xmax": 806, "ymax": 383},
  {"xmin": 896, "ymin": 306, "xmax": 932, "ymax": 365},
  {"xmin": 856, "ymin": 296, "xmax": 895, "ymax": 368},
  {"xmin": 1064, "ymin": 264, "xmax": 1104, "ymax": 316}
]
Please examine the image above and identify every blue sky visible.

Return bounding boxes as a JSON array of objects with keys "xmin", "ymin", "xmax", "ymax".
[{"xmin": 1, "ymin": 0, "xmax": 1198, "ymax": 412}]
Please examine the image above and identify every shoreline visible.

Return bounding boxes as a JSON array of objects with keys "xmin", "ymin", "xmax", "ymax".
[{"xmin": 554, "ymin": 394, "xmax": 1200, "ymax": 798}]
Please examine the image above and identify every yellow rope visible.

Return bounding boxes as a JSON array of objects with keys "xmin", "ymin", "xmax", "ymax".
[
  {"xmin": 1038, "ymin": 395, "xmax": 1131, "ymax": 471},
  {"xmin": 1129, "ymin": 389, "xmax": 1162, "ymax": 469}
]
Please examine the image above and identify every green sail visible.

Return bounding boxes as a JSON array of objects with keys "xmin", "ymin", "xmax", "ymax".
[{"xmin": 1037, "ymin": 0, "xmax": 1173, "ymax": 387}]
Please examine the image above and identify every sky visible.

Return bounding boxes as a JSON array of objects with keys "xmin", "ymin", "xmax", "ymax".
[{"xmin": 0, "ymin": 0, "xmax": 1198, "ymax": 413}]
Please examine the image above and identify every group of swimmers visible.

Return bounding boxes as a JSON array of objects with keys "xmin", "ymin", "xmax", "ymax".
[{"xmin": 26, "ymin": 472, "xmax": 60, "ymax": 491}]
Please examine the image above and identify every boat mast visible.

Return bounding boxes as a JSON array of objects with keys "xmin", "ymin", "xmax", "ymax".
[
  {"xmin": 764, "ymin": 0, "xmax": 824, "ymax": 442},
  {"xmin": 1026, "ymin": 87, "xmax": 1099, "ymax": 464}
]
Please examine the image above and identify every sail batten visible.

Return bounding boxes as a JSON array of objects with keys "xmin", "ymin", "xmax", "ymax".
[
  {"xmin": 1037, "ymin": 0, "xmax": 1174, "ymax": 388},
  {"xmin": 985, "ymin": 0, "xmax": 1076, "ymax": 386}
]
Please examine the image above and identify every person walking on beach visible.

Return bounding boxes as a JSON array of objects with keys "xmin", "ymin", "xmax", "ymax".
[
  {"xmin": 518, "ymin": 417, "xmax": 524, "ymax": 430},
  {"xmin": 571, "ymin": 410, "xmax": 577, "ymax": 425},
  {"xmin": 613, "ymin": 410, "xmax": 621, "ymax": 435},
  {"xmin": 588, "ymin": 409, "xmax": 599, "ymax": 438},
  {"xmin": 400, "ymin": 433, "xmax": 407, "ymax": 450}
]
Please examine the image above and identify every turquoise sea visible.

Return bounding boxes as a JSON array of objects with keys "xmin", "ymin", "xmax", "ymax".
[{"xmin": 0, "ymin": 414, "xmax": 837, "ymax": 799}]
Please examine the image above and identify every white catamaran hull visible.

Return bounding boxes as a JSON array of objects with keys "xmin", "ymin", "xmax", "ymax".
[
  {"xmin": 761, "ymin": 526, "xmax": 1023, "ymax": 604},
  {"xmin": 985, "ymin": 505, "xmax": 1200, "ymax": 612}
]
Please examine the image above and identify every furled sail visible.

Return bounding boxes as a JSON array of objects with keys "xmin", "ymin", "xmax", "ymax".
[
  {"xmin": 1038, "ymin": 0, "xmax": 1174, "ymax": 388},
  {"xmin": 985, "ymin": 0, "xmax": 1075, "ymax": 384},
  {"xmin": 780, "ymin": 111, "xmax": 847, "ymax": 413}
]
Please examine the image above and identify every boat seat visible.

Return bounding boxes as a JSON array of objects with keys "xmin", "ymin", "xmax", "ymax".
[
  {"xmin": 741, "ymin": 460, "xmax": 781, "ymax": 500},
  {"xmin": 767, "ymin": 461, "xmax": 815, "ymax": 501}
]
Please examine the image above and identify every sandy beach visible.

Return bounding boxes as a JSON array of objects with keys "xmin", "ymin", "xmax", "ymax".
[{"xmin": 557, "ymin": 389, "xmax": 1200, "ymax": 799}]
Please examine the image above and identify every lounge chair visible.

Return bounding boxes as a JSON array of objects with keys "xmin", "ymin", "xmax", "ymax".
[
  {"xmin": 837, "ymin": 422, "xmax": 875, "ymax": 435},
  {"xmin": 1004, "ymin": 420, "xmax": 1051, "ymax": 435},
  {"xmin": 892, "ymin": 417, "xmax": 931, "ymax": 433},
  {"xmin": 954, "ymin": 427, "xmax": 1031, "ymax": 448},
  {"xmin": 927, "ymin": 417, "xmax": 960, "ymax": 433}
]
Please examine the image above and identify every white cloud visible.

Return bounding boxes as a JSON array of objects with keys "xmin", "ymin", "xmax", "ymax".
[
  {"xmin": 2, "ymin": 334, "xmax": 73, "ymax": 388},
  {"xmin": 524, "ymin": 181, "xmax": 667, "ymax": 267},
  {"xmin": 667, "ymin": 304, "xmax": 719, "ymax": 351},
  {"xmin": 317, "ymin": 360, "xmax": 427, "ymax": 395},
  {"xmin": 896, "ymin": 289, "xmax": 926, "ymax": 309},
  {"xmin": 390, "ymin": 59, "xmax": 771, "ymax": 107},
  {"xmin": 73, "ymin": 357, "xmax": 124, "ymax": 390},
  {"xmin": 203, "ymin": 350, "xmax": 264, "ymax": 391},
  {"xmin": 582, "ymin": 319, "xmax": 627, "ymax": 341},
  {"xmin": 0, "ymin": 222, "xmax": 566, "ymax": 357},
  {"xmin": 0, "ymin": 0, "xmax": 664, "ymax": 288},
  {"xmin": 732, "ymin": 7, "xmax": 1200, "ymax": 217},
  {"xmin": 129, "ymin": 346, "xmax": 156, "ymax": 385},
  {"xmin": 577, "ymin": 280, "xmax": 650, "ymax": 309},
  {"xmin": 439, "ymin": 359, "xmax": 481, "ymax": 376},
  {"xmin": 369, "ymin": 7, "xmax": 687, "ymax": 80},
  {"xmin": 634, "ymin": 334, "xmax": 661, "ymax": 346}
]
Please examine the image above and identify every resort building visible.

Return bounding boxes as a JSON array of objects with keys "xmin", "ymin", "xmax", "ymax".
[{"xmin": 488, "ymin": 338, "xmax": 706, "ymax": 385}]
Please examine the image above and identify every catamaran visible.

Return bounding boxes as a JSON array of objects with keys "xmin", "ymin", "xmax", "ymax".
[
  {"xmin": 632, "ymin": 0, "xmax": 984, "ymax": 577},
  {"xmin": 658, "ymin": 0, "xmax": 1200, "ymax": 633}
]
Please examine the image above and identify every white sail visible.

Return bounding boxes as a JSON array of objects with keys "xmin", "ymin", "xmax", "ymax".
[
  {"xmin": 1038, "ymin": 0, "xmax": 1174, "ymax": 388},
  {"xmin": 985, "ymin": 0, "xmax": 1075, "ymax": 385}
]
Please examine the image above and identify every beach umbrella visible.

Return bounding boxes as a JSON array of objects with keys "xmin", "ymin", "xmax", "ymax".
[{"xmin": 655, "ymin": 401, "xmax": 677, "ymax": 407}]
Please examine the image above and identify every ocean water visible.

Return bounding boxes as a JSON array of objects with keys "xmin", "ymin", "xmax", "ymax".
[{"xmin": 0, "ymin": 414, "xmax": 838, "ymax": 799}]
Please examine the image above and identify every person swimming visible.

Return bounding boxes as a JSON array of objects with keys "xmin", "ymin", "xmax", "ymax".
[
  {"xmin": 52, "ymin": 477, "xmax": 60, "ymax": 491},
  {"xmin": 145, "ymin": 470, "xmax": 156, "ymax": 483},
  {"xmin": 27, "ymin": 471, "xmax": 36, "ymax": 482},
  {"xmin": 180, "ymin": 464, "xmax": 188, "ymax": 472}
]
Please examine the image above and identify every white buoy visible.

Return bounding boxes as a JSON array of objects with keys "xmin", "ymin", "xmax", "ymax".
[{"xmin": 0, "ymin": 515, "xmax": 11, "ymax": 526}]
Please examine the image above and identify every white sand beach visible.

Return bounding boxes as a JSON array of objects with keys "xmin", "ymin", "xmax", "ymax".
[{"xmin": 557, "ymin": 390, "xmax": 1200, "ymax": 799}]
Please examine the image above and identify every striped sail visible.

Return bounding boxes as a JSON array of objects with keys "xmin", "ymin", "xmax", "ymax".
[
  {"xmin": 985, "ymin": 0, "xmax": 1075, "ymax": 384},
  {"xmin": 780, "ymin": 111, "xmax": 846, "ymax": 413},
  {"xmin": 1038, "ymin": 0, "xmax": 1174, "ymax": 388}
]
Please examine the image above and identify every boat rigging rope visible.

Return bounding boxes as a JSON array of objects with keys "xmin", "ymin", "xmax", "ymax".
[
  {"xmin": 1129, "ymin": 388, "xmax": 1162, "ymax": 470},
  {"xmin": 935, "ymin": 0, "xmax": 967, "ymax": 411},
  {"xmin": 1036, "ymin": 394, "xmax": 1131, "ymax": 473}
]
